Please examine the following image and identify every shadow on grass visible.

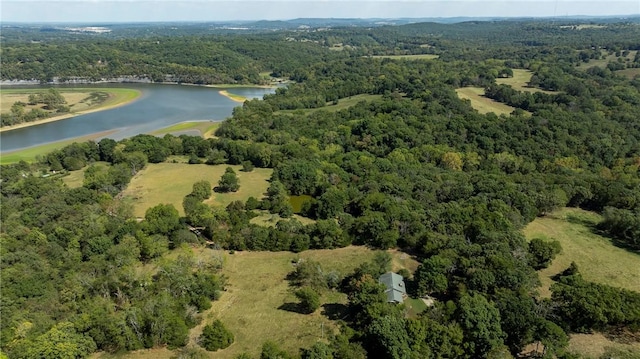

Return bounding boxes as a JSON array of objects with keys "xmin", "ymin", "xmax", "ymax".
[
  {"xmin": 321, "ymin": 303, "xmax": 349, "ymax": 321},
  {"xmin": 565, "ymin": 213, "xmax": 599, "ymax": 229},
  {"xmin": 278, "ymin": 302, "xmax": 306, "ymax": 314}
]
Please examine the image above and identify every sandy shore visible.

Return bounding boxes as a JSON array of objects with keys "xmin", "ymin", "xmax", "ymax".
[
  {"xmin": 218, "ymin": 90, "xmax": 247, "ymax": 103},
  {"xmin": 0, "ymin": 90, "xmax": 142, "ymax": 133}
]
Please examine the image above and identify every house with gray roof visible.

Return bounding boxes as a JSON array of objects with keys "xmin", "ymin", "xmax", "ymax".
[{"xmin": 378, "ymin": 272, "xmax": 407, "ymax": 304}]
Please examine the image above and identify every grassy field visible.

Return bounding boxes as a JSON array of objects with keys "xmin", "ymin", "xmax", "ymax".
[
  {"xmin": 577, "ymin": 50, "xmax": 638, "ymax": 70},
  {"xmin": 568, "ymin": 333, "xmax": 640, "ymax": 359},
  {"xmin": 523, "ymin": 207, "xmax": 640, "ymax": 298},
  {"xmin": 249, "ymin": 211, "xmax": 316, "ymax": 227},
  {"xmin": 617, "ymin": 68, "xmax": 640, "ymax": 79},
  {"xmin": 495, "ymin": 69, "xmax": 557, "ymax": 94},
  {"xmin": 368, "ymin": 54, "xmax": 439, "ymax": 60},
  {"xmin": 277, "ymin": 94, "xmax": 383, "ymax": 115},
  {"xmin": 148, "ymin": 121, "xmax": 220, "ymax": 138},
  {"xmin": 122, "ymin": 163, "xmax": 272, "ymax": 217},
  {"xmin": 0, "ymin": 129, "xmax": 118, "ymax": 165},
  {"xmin": 187, "ymin": 246, "xmax": 418, "ymax": 358},
  {"xmin": 455, "ymin": 87, "xmax": 520, "ymax": 116}
]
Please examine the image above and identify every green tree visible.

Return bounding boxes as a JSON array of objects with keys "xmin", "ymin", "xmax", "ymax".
[
  {"xmin": 24, "ymin": 322, "xmax": 97, "ymax": 359},
  {"xmin": 301, "ymin": 342, "xmax": 333, "ymax": 359},
  {"xmin": 457, "ymin": 293, "xmax": 505, "ymax": 357},
  {"xmin": 218, "ymin": 167, "xmax": 240, "ymax": 192},
  {"xmin": 261, "ymin": 341, "xmax": 291, "ymax": 359},
  {"xmin": 200, "ymin": 320, "xmax": 234, "ymax": 351},
  {"xmin": 144, "ymin": 203, "xmax": 180, "ymax": 235},
  {"xmin": 367, "ymin": 315, "xmax": 411, "ymax": 359},
  {"xmin": 295, "ymin": 287, "xmax": 321, "ymax": 314},
  {"xmin": 191, "ymin": 180, "xmax": 212, "ymax": 201},
  {"xmin": 528, "ymin": 238, "xmax": 561, "ymax": 269}
]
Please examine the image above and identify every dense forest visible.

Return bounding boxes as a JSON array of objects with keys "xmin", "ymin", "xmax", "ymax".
[{"xmin": 1, "ymin": 19, "xmax": 640, "ymax": 358}]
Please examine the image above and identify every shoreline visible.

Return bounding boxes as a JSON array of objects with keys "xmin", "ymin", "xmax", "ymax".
[
  {"xmin": 1, "ymin": 128, "xmax": 121, "ymax": 164},
  {"xmin": 0, "ymin": 89, "xmax": 142, "ymax": 133},
  {"xmin": 218, "ymin": 90, "xmax": 247, "ymax": 103}
]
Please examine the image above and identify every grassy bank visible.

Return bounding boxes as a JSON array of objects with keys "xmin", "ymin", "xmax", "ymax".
[
  {"xmin": 218, "ymin": 90, "xmax": 247, "ymax": 103},
  {"xmin": 149, "ymin": 121, "xmax": 220, "ymax": 138},
  {"xmin": 0, "ymin": 130, "xmax": 118, "ymax": 165}
]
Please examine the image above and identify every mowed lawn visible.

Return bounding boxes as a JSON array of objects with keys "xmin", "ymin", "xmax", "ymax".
[
  {"xmin": 122, "ymin": 163, "xmax": 272, "ymax": 217},
  {"xmin": 455, "ymin": 87, "xmax": 519, "ymax": 116},
  {"xmin": 523, "ymin": 207, "xmax": 640, "ymax": 298}
]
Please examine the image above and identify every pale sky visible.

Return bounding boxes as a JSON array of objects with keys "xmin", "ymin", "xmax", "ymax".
[{"xmin": 2, "ymin": 0, "xmax": 639, "ymax": 23}]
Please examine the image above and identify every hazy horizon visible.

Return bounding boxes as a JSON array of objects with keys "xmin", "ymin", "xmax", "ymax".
[{"xmin": 2, "ymin": 1, "xmax": 640, "ymax": 23}]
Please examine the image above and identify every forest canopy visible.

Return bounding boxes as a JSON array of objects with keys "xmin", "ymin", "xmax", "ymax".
[{"xmin": 1, "ymin": 18, "xmax": 640, "ymax": 359}]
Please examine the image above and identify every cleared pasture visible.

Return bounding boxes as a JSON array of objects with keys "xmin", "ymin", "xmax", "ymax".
[
  {"xmin": 523, "ymin": 207, "xmax": 640, "ymax": 298},
  {"xmin": 496, "ymin": 69, "xmax": 557, "ymax": 94},
  {"xmin": 187, "ymin": 246, "xmax": 417, "ymax": 359},
  {"xmin": 577, "ymin": 50, "xmax": 638, "ymax": 70},
  {"xmin": 455, "ymin": 87, "xmax": 519, "ymax": 116},
  {"xmin": 568, "ymin": 333, "xmax": 640, "ymax": 359},
  {"xmin": 122, "ymin": 163, "xmax": 272, "ymax": 217},
  {"xmin": 277, "ymin": 94, "xmax": 383, "ymax": 115}
]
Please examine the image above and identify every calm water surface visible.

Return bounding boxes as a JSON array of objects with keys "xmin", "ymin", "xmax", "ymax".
[{"xmin": 0, "ymin": 84, "xmax": 275, "ymax": 152}]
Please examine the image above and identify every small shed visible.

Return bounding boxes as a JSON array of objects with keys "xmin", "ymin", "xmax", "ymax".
[{"xmin": 379, "ymin": 272, "xmax": 407, "ymax": 304}]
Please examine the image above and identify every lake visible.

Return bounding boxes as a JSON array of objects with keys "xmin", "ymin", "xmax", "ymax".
[{"xmin": 0, "ymin": 83, "xmax": 275, "ymax": 153}]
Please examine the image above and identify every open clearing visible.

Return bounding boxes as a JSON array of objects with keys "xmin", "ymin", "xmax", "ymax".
[
  {"xmin": 618, "ymin": 68, "xmax": 640, "ymax": 79},
  {"xmin": 250, "ymin": 211, "xmax": 316, "ymax": 227},
  {"xmin": 368, "ymin": 54, "xmax": 439, "ymax": 60},
  {"xmin": 523, "ymin": 207, "xmax": 640, "ymax": 298},
  {"xmin": 495, "ymin": 69, "xmax": 557, "ymax": 94},
  {"xmin": 122, "ymin": 163, "xmax": 272, "ymax": 217},
  {"xmin": 277, "ymin": 94, "xmax": 383, "ymax": 115},
  {"xmin": 455, "ymin": 87, "xmax": 520, "ymax": 116},
  {"xmin": 577, "ymin": 50, "xmax": 638, "ymax": 70},
  {"xmin": 190, "ymin": 246, "xmax": 419, "ymax": 358},
  {"xmin": 568, "ymin": 333, "xmax": 640, "ymax": 358}
]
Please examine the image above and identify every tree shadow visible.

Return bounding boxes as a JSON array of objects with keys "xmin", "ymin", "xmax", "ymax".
[
  {"xmin": 278, "ymin": 302, "xmax": 303, "ymax": 314},
  {"xmin": 321, "ymin": 303, "xmax": 349, "ymax": 321}
]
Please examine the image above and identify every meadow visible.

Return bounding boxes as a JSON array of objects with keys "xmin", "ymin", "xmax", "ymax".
[
  {"xmin": 277, "ymin": 94, "xmax": 383, "ymax": 115},
  {"xmin": 495, "ymin": 69, "xmax": 557, "ymax": 94},
  {"xmin": 523, "ymin": 207, "xmax": 640, "ymax": 358},
  {"xmin": 455, "ymin": 87, "xmax": 519, "ymax": 116},
  {"xmin": 121, "ymin": 163, "xmax": 273, "ymax": 217},
  {"xmin": 523, "ymin": 207, "xmax": 640, "ymax": 297}
]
